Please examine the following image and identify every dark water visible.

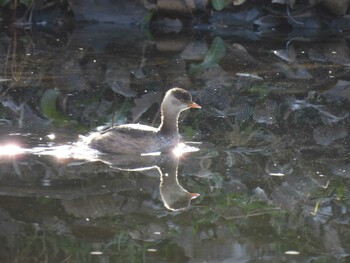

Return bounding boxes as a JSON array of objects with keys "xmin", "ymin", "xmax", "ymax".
[{"xmin": 0, "ymin": 24, "xmax": 350, "ymax": 262}]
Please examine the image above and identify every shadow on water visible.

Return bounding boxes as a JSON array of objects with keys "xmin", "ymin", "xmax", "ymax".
[{"xmin": 0, "ymin": 23, "xmax": 350, "ymax": 262}]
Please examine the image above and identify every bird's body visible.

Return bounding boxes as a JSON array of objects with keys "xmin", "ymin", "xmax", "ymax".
[
  {"xmin": 88, "ymin": 124, "xmax": 177, "ymax": 154},
  {"xmin": 87, "ymin": 88, "xmax": 200, "ymax": 154}
]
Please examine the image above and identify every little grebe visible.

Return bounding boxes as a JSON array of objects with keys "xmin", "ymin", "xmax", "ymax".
[{"xmin": 87, "ymin": 88, "xmax": 201, "ymax": 154}]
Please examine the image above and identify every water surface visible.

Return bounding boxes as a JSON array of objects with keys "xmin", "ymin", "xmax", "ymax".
[{"xmin": 0, "ymin": 24, "xmax": 349, "ymax": 262}]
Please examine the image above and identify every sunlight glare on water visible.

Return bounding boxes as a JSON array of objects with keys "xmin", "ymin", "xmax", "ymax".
[
  {"xmin": 0, "ymin": 143, "xmax": 25, "ymax": 157},
  {"xmin": 32, "ymin": 142, "xmax": 100, "ymax": 161},
  {"xmin": 172, "ymin": 142, "xmax": 200, "ymax": 157}
]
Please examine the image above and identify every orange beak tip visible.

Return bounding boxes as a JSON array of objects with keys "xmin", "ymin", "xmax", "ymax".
[
  {"xmin": 189, "ymin": 102, "xmax": 201, "ymax": 109},
  {"xmin": 190, "ymin": 193, "xmax": 200, "ymax": 199}
]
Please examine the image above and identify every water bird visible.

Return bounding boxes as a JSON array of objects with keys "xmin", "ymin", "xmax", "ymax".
[{"xmin": 87, "ymin": 88, "xmax": 201, "ymax": 154}]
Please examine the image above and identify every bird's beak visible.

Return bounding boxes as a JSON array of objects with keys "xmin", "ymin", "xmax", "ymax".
[
  {"xmin": 190, "ymin": 193, "xmax": 200, "ymax": 199},
  {"xmin": 188, "ymin": 102, "xmax": 201, "ymax": 109}
]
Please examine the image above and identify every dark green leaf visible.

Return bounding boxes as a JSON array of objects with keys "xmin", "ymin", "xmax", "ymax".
[
  {"xmin": 211, "ymin": 0, "xmax": 226, "ymax": 11},
  {"xmin": 40, "ymin": 89, "xmax": 68, "ymax": 122},
  {"xmin": 189, "ymin": 37, "xmax": 226, "ymax": 74}
]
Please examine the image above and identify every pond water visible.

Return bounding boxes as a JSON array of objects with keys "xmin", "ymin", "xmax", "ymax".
[{"xmin": 0, "ymin": 23, "xmax": 350, "ymax": 262}]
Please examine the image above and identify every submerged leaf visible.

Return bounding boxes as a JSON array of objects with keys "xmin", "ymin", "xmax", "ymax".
[
  {"xmin": 204, "ymin": 37, "xmax": 226, "ymax": 64},
  {"xmin": 189, "ymin": 37, "xmax": 226, "ymax": 74},
  {"xmin": 0, "ymin": 0, "xmax": 11, "ymax": 7},
  {"xmin": 40, "ymin": 89, "xmax": 68, "ymax": 122},
  {"xmin": 142, "ymin": 9, "xmax": 156, "ymax": 29},
  {"xmin": 110, "ymin": 99, "xmax": 133, "ymax": 125},
  {"xmin": 211, "ymin": 0, "xmax": 226, "ymax": 11},
  {"xmin": 131, "ymin": 91, "xmax": 162, "ymax": 122},
  {"xmin": 233, "ymin": 0, "xmax": 246, "ymax": 5}
]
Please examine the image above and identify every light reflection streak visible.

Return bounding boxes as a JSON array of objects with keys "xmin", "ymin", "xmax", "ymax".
[
  {"xmin": 47, "ymin": 134, "xmax": 56, "ymax": 140},
  {"xmin": 0, "ymin": 139, "xmax": 200, "ymax": 162},
  {"xmin": 172, "ymin": 142, "xmax": 200, "ymax": 157},
  {"xmin": 285, "ymin": 250, "xmax": 300, "ymax": 255},
  {"xmin": 0, "ymin": 144, "xmax": 26, "ymax": 157},
  {"xmin": 90, "ymin": 251, "xmax": 103, "ymax": 255},
  {"xmin": 32, "ymin": 142, "xmax": 100, "ymax": 161},
  {"xmin": 269, "ymin": 172, "xmax": 285, "ymax": 177}
]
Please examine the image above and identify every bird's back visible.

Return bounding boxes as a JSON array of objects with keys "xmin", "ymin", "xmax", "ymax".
[{"xmin": 88, "ymin": 124, "xmax": 177, "ymax": 154}]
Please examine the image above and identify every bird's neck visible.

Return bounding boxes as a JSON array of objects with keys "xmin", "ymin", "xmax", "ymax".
[
  {"xmin": 159, "ymin": 159, "xmax": 179, "ymax": 186},
  {"xmin": 158, "ymin": 107, "xmax": 180, "ymax": 136}
]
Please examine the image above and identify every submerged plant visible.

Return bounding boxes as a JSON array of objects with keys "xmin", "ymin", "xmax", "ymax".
[
  {"xmin": 189, "ymin": 37, "xmax": 226, "ymax": 74},
  {"xmin": 211, "ymin": 0, "xmax": 228, "ymax": 11}
]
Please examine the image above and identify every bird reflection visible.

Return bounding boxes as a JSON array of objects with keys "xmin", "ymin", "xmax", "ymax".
[
  {"xmin": 2, "ymin": 135, "xmax": 200, "ymax": 212},
  {"xmin": 100, "ymin": 149, "xmax": 199, "ymax": 211},
  {"xmin": 158, "ymin": 154, "xmax": 199, "ymax": 211}
]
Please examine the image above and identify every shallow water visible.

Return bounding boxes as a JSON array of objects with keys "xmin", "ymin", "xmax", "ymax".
[{"xmin": 0, "ymin": 24, "xmax": 349, "ymax": 262}]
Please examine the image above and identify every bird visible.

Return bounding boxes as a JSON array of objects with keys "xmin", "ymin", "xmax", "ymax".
[
  {"xmin": 158, "ymin": 154, "xmax": 200, "ymax": 211},
  {"xmin": 87, "ymin": 88, "xmax": 201, "ymax": 154}
]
